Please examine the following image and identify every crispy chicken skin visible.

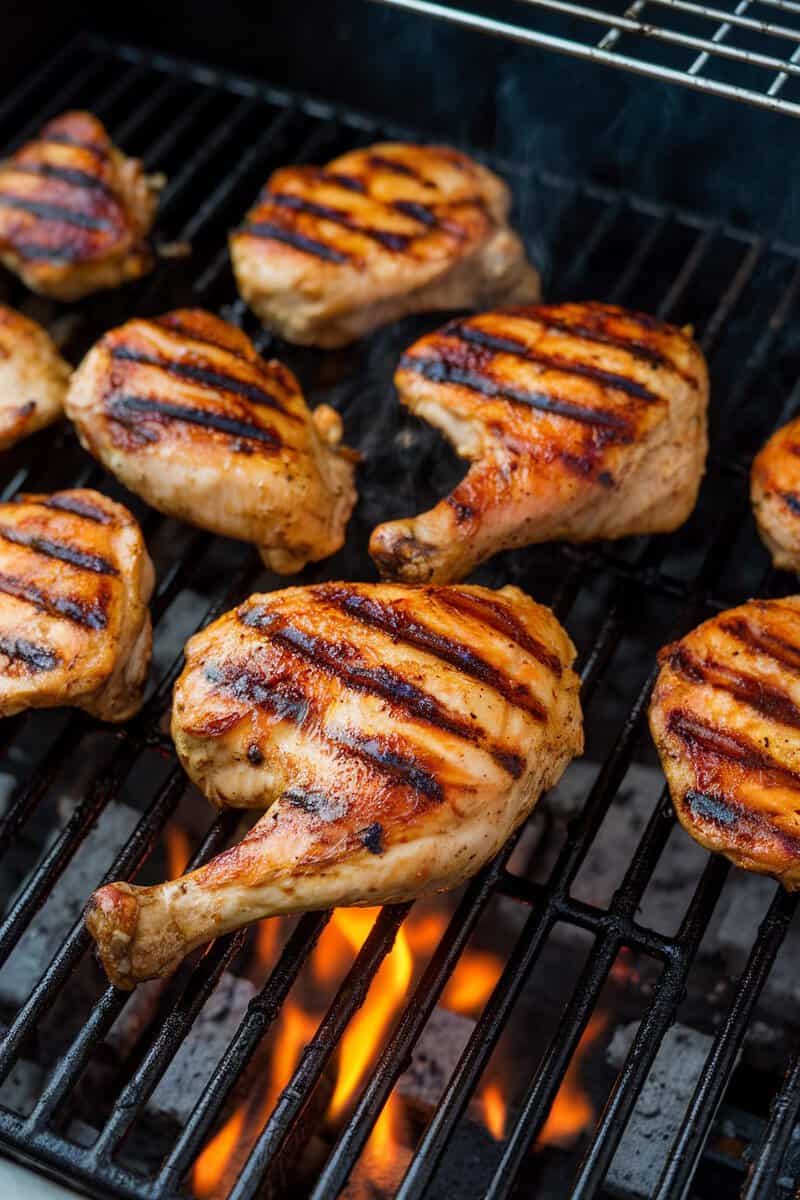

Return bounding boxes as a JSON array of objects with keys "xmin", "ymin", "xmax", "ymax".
[
  {"xmin": 0, "ymin": 489, "xmax": 154, "ymax": 722},
  {"xmin": 370, "ymin": 302, "xmax": 709, "ymax": 583},
  {"xmin": 649, "ymin": 597, "xmax": 800, "ymax": 889},
  {"xmin": 751, "ymin": 418, "xmax": 800, "ymax": 573},
  {"xmin": 64, "ymin": 309, "xmax": 357, "ymax": 574},
  {"xmin": 0, "ymin": 306, "xmax": 71, "ymax": 450},
  {"xmin": 86, "ymin": 581, "xmax": 582, "ymax": 987},
  {"xmin": 229, "ymin": 142, "xmax": 540, "ymax": 348},
  {"xmin": 0, "ymin": 110, "xmax": 159, "ymax": 300}
]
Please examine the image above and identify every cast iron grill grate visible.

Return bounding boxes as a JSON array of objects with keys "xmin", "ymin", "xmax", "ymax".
[{"xmin": 0, "ymin": 28, "xmax": 797, "ymax": 1200}]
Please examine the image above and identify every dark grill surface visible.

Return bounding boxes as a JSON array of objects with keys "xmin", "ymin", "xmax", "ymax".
[{"xmin": 0, "ymin": 28, "xmax": 799, "ymax": 1200}]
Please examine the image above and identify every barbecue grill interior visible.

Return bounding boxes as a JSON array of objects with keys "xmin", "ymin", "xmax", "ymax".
[{"xmin": 0, "ymin": 7, "xmax": 799, "ymax": 1200}]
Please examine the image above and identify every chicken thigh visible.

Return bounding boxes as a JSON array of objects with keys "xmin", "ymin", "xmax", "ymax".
[
  {"xmin": 86, "ymin": 581, "xmax": 582, "ymax": 987},
  {"xmin": 0, "ymin": 306, "xmax": 71, "ymax": 449},
  {"xmin": 751, "ymin": 417, "xmax": 800, "ymax": 573},
  {"xmin": 370, "ymin": 302, "xmax": 709, "ymax": 583},
  {"xmin": 650, "ymin": 597, "xmax": 800, "ymax": 888},
  {"xmin": 230, "ymin": 142, "xmax": 540, "ymax": 347},
  {"xmin": 0, "ymin": 110, "xmax": 159, "ymax": 300},
  {"xmin": 0, "ymin": 489, "xmax": 153, "ymax": 721},
  {"xmin": 64, "ymin": 309, "xmax": 357, "ymax": 574}
]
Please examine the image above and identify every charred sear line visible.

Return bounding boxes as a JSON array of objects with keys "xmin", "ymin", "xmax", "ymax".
[
  {"xmin": 0, "ymin": 524, "xmax": 118, "ymax": 575},
  {"xmin": 106, "ymin": 394, "xmax": 281, "ymax": 449},
  {"xmin": 452, "ymin": 324, "xmax": 659, "ymax": 403},
  {"xmin": 8, "ymin": 163, "xmax": 116, "ymax": 198},
  {"xmin": 531, "ymin": 312, "xmax": 691, "ymax": 378},
  {"xmin": 0, "ymin": 570, "xmax": 107, "ymax": 629},
  {"xmin": 668, "ymin": 710, "xmax": 800, "ymax": 788},
  {"xmin": 327, "ymin": 726, "xmax": 443, "ymax": 801},
  {"xmin": 359, "ymin": 823, "xmax": 384, "ymax": 854},
  {"xmin": 669, "ymin": 646, "xmax": 800, "ymax": 728},
  {"xmin": 242, "ymin": 615, "xmax": 522, "ymax": 773},
  {"xmin": 438, "ymin": 588, "xmax": 563, "ymax": 676},
  {"xmin": 684, "ymin": 788, "xmax": 738, "ymax": 828},
  {"xmin": 0, "ymin": 634, "xmax": 58, "ymax": 673},
  {"xmin": 720, "ymin": 617, "xmax": 800, "ymax": 675},
  {"xmin": 39, "ymin": 133, "xmax": 107, "ymax": 158},
  {"xmin": 392, "ymin": 200, "xmax": 438, "ymax": 227},
  {"xmin": 781, "ymin": 492, "xmax": 800, "ymax": 515},
  {"xmin": 267, "ymin": 193, "xmax": 411, "ymax": 251},
  {"xmin": 0, "ymin": 193, "xmax": 114, "ymax": 232},
  {"xmin": 685, "ymin": 787, "xmax": 800, "ymax": 856},
  {"xmin": 400, "ymin": 355, "xmax": 631, "ymax": 434},
  {"xmin": 11, "ymin": 241, "xmax": 80, "ymax": 263},
  {"xmin": 367, "ymin": 154, "xmax": 425, "ymax": 179},
  {"xmin": 240, "ymin": 221, "xmax": 350, "ymax": 263},
  {"xmin": 319, "ymin": 171, "xmax": 366, "ymax": 193},
  {"xmin": 110, "ymin": 346, "xmax": 287, "ymax": 414},
  {"xmin": 313, "ymin": 587, "xmax": 548, "ymax": 720},
  {"xmin": 204, "ymin": 662, "xmax": 310, "ymax": 725},
  {"xmin": 38, "ymin": 495, "xmax": 113, "ymax": 524},
  {"xmin": 283, "ymin": 787, "xmax": 348, "ymax": 822}
]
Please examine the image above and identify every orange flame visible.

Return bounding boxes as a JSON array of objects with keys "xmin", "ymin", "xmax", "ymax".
[
  {"xmin": 539, "ymin": 1014, "xmax": 607, "ymax": 1147},
  {"xmin": 254, "ymin": 918, "xmax": 279, "ymax": 968},
  {"xmin": 482, "ymin": 1083, "xmax": 506, "ymax": 1140},
  {"xmin": 442, "ymin": 950, "xmax": 503, "ymax": 1015},
  {"xmin": 192, "ymin": 1108, "xmax": 246, "ymax": 1198},
  {"xmin": 164, "ymin": 823, "xmax": 191, "ymax": 879},
  {"xmin": 330, "ymin": 908, "xmax": 413, "ymax": 1118}
]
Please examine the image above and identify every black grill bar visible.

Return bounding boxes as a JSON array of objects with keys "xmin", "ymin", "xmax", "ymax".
[
  {"xmin": 0, "ymin": 33, "xmax": 798, "ymax": 1200},
  {"xmin": 654, "ymin": 888, "xmax": 800, "ymax": 1199}
]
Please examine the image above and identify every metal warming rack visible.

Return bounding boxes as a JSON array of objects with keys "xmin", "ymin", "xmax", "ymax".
[
  {"xmin": 371, "ymin": 0, "xmax": 800, "ymax": 116},
  {"xmin": 0, "ymin": 26, "xmax": 798, "ymax": 1200}
]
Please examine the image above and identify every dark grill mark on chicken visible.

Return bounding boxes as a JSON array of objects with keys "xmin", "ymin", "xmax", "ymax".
[
  {"xmin": 668, "ymin": 646, "xmax": 800, "ymax": 729},
  {"xmin": 0, "ymin": 193, "xmax": 114, "ymax": 232},
  {"xmin": 399, "ymin": 355, "xmax": 632, "ymax": 433},
  {"xmin": 42, "ymin": 132, "xmax": 105, "ymax": 156},
  {"xmin": 668, "ymin": 710, "xmax": 800, "ymax": 788},
  {"xmin": 367, "ymin": 153, "xmax": 428, "ymax": 182},
  {"xmin": 327, "ymin": 726, "xmax": 444, "ymax": 801},
  {"xmin": 110, "ymin": 346, "xmax": 288, "ymax": 413},
  {"xmin": 241, "ymin": 221, "xmax": 350, "ymax": 263},
  {"xmin": 40, "ymin": 494, "xmax": 113, "ymax": 524},
  {"xmin": 9, "ymin": 163, "xmax": 116, "ymax": 198},
  {"xmin": 238, "ymin": 608, "xmax": 526, "ymax": 773},
  {"xmin": 204, "ymin": 662, "xmax": 311, "ymax": 726},
  {"xmin": 359, "ymin": 822, "xmax": 384, "ymax": 854},
  {"xmin": 13, "ymin": 241, "xmax": 80, "ymax": 262},
  {"xmin": 719, "ymin": 615, "xmax": 800, "ymax": 675},
  {"xmin": 284, "ymin": 787, "xmax": 347, "ymax": 821},
  {"xmin": 438, "ymin": 588, "xmax": 563, "ymax": 675},
  {"xmin": 106, "ymin": 394, "xmax": 281, "ymax": 450},
  {"xmin": 527, "ymin": 310, "xmax": 691, "ymax": 378},
  {"xmin": 0, "ymin": 524, "xmax": 118, "ymax": 575},
  {"xmin": 451, "ymin": 322, "xmax": 659, "ymax": 403},
  {"xmin": 0, "ymin": 570, "xmax": 107, "ymax": 629},
  {"xmin": 0, "ymin": 634, "xmax": 59, "ymax": 673},
  {"xmin": 266, "ymin": 193, "xmax": 411, "ymax": 252},
  {"xmin": 315, "ymin": 586, "xmax": 547, "ymax": 719}
]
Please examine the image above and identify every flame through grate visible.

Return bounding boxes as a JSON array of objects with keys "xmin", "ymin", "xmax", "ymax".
[{"xmin": 0, "ymin": 28, "xmax": 797, "ymax": 1200}]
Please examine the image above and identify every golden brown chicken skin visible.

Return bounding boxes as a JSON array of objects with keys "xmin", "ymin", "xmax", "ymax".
[
  {"xmin": 370, "ymin": 302, "xmax": 709, "ymax": 583},
  {"xmin": 86, "ymin": 581, "xmax": 582, "ymax": 987},
  {"xmin": 0, "ymin": 489, "xmax": 154, "ymax": 722},
  {"xmin": 650, "ymin": 597, "xmax": 800, "ymax": 889},
  {"xmin": 230, "ymin": 142, "xmax": 540, "ymax": 347},
  {"xmin": 751, "ymin": 418, "xmax": 800, "ymax": 573},
  {"xmin": 0, "ymin": 306, "xmax": 71, "ymax": 450},
  {"xmin": 64, "ymin": 309, "xmax": 357, "ymax": 574},
  {"xmin": 0, "ymin": 111, "xmax": 159, "ymax": 300}
]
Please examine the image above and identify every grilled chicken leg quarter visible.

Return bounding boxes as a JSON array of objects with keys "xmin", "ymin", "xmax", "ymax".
[
  {"xmin": 0, "ymin": 306, "xmax": 71, "ymax": 450},
  {"xmin": 370, "ymin": 302, "xmax": 709, "ymax": 584},
  {"xmin": 650, "ymin": 597, "xmax": 800, "ymax": 888},
  {"xmin": 751, "ymin": 417, "xmax": 800, "ymax": 573},
  {"xmin": 65, "ymin": 310, "xmax": 357, "ymax": 574},
  {"xmin": 0, "ymin": 111, "xmax": 159, "ymax": 300},
  {"xmin": 230, "ymin": 142, "xmax": 540, "ymax": 347},
  {"xmin": 0, "ymin": 489, "xmax": 153, "ymax": 721},
  {"xmin": 86, "ymin": 582, "xmax": 583, "ymax": 988}
]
